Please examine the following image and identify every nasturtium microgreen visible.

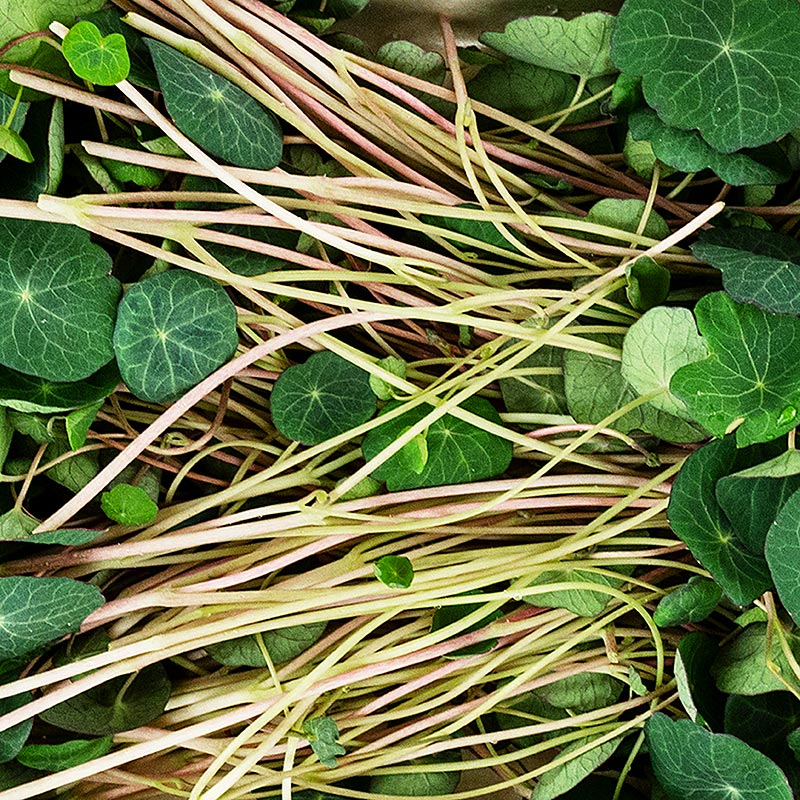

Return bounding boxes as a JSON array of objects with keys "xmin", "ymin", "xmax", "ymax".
[
  {"xmin": 112, "ymin": 269, "xmax": 238, "ymax": 404},
  {"xmin": 302, "ymin": 716, "xmax": 345, "ymax": 768},
  {"xmin": 537, "ymin": 672, "xmax": 624, "ymax": 714},
  {"xmin": 45, "ymin": 439, "xmax": 99, "ymax": 493},
  {"xmin": 62, "ymin": 21, "xmax": 130, "ymax": 85},
  {"xmin": 101, "ymin": 483, "xmax": 158, "ymax": 526},
  {"xmin": 612, "ymin": 0, "xmax": 800, "ymax": 153},
  {"xmin": 647, "ymin": 713, "xmax": 792, "ymax": 800},
  {"xmin": 17, "ymin": 736, "xmax": 113, "ymax": 772},
  {"xmin": 368, "ymin": 356, "xmax": 406, "ymax": 401},
  {"xmin": 724, "ymin": 692, "xmax": 800, "ymax": 768},
  {"xmin": 0, "ymin": 691, "xmax": 33, "ymax": 764},
  {"xmin": 766, "ymin": 489, "xmax": 800, "ymax": 626},
  {"xmin": 200, "ymin": 223, "xmax": 301, "ymax": 276},
  {"xmin": 625, "ymin": 257, "xmax": 670, "ymax": 312},
  {"xmin": 675, "ymin": 632, "xmax": 722, "ymax": 727},
  {"xmin": 376, "ymin": 41, "xmax": 445, "ymax": 86},
  {"xmin": 523, "ymin": 567, "xmax": 632, "ymax": 617},
  {"xmin": 40, "ymin": 664, "xmax": 171, "ymax": 735},
  {"xmin": 480, "ymin": 13, "xmax": 617, "ymax": 78},
  {"xmin": 421, "ymin": 206, "xmax": 523, "ymax": 254},
  {"xmin": 0, "ymin": 90, "xmax": 29, "ymax": 167},
  {"xmin": 628, "ymin": 666, "xmax": 647, "ymax": 697},
  {"xmin": 500, "ymin": 343, "xmax": 568, "ymax": 418},
  {"xmin": 671, "ymin": 292, "xmax": 800, "ymax": 447},
  {"xmin": 0, "ymin": 218, "xmax": 120, "ymax": 383},
  {"xmin": 373, "ymin": 555, "xmax": 413, "ymax": 589},
  {"xmin": 271, "ymin": 351, "xmax": 376, "ymax": 445},
  {"xmin": 205, "ymin": 621, "xmax": 326, "ymax": 667},
  {"xmin": 653, "ymin": 576, "xmax": 723, "ymax": 628},
  {"xmin": 691, "ymin": 227, "xmax": 800, "ymax": 316},
  {"xmin": 369, "ymin": 757, "xmax": 461, "ymax": 797},
  {"xmin": 146, "ymin": 38, "xmax": 283, "ymax": 170},
  {"xmin": 361, "ymin": 396, "xmax": 512, "ymax": 491},
  {"xmin": 0, "ymin": 127, "xmax": 33, "ymax": 163},
  {"xmin": 430, "ymin": 595, "xmax": 505, "ymax": 658},
  {"xmin": 667, "ymin": 437, "xmax": 772, "ymax": 605},
  {"xmin": 585, "ymin": 198, "xmax": 669, "ymax": 243},
  {"xmin": 621, "ymin": 306, "xmax": 707, "ymax": 419},
  {"xmin": 0, "ymin": 577, "xmax": 104, "ymax": 660},
  {"xmin": 65, "ymin": 401, "xmax": 103, "ymax": 450},
  {"xmin": 0, "ymin": 509, "xmax": 38, "ymax": 542}
]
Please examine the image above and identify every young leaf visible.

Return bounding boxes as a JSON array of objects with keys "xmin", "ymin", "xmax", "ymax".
[
  {"xmin": 646, "ymin": 713, "xmax": 792, "ymax": 800},
  {"xmin": 523, "ymin": 566, "xmax": 632, "ymax": 617},
  {"xmin": 500, "ymin": 344, "xmax": 568, "ymax": 418},
  {"xmin": 22, "ymin": 529, "xmax": 104, "ymax": 547},
  {"xmin": 302, "ymin": 716, "xmax": 345, "ymax": 768},
  {"xmin": 0, "ymin": 218, "xmax": 120, "ymax": 383},
  {"xmin": 368, "ymin": 356, "xmax": 406, "ymax": 401},
  {"xmin": 671, "ymin": 291, "xmax": 800, "ymax": 446},
  {"xmin": 361, "ymin": 396, "xmax": 512, "ymax": 491},
  {"xmin": 691, "ymin": 227, "xmax": 800, "ymax": 316},
  {"xmin": 44, "ymin": 440, "xmax": 99, "ymax": 493},
  {"xmin": 0, "ymin": 91, "xmax": 29, "ymax": 167},
  {"xmin": 205, "ymin": 621, "xmax": 326, "ymax": 668},
  {"xmin": 612, "ymin": 0, "xmax": 800, "ymax": 152},
  {"xmin": 625, "ymin": 257, "xmax": 670, "ymax": 312},
  {"xmin": 0, "ymin": 127, "xmax": 33, "ymax": 163},
  {"xmin": 628, "ymin": 666, "xmax": 647, "ymax": 696},
  {"xmin": 200, "ymin": 223, "xmax": 300, "ymax": 277},
  {"xmin": 271, "ymin": 351, "xmax": 376, "ymax": 445},
  {"xmin": 667, "ymin": 437, "xmax": 772, "ymax": 606},
  {"xmin": 674, "ymin": 632, "xmax": 723, "ymax": 727},
  {"xmin": 17, "ymin": 736, "xmax": 113, "ymax": 772},
  {"xmin": 585, "ymin": 198, "xmax": 669, "ymax": 242},
  {"xmin": 0, "ymin": 690, "xmax": 32, "ymax": 764},
  {"xmin": 766, "ymin": 488, "xmax": 800, "ymax": 626},
  {"xmin": 113, "ymin": 270, "xmax": 238, "ymax": 404},
  {"xmin": 0, "ymin": 508, "xmax": 39, "ymax": 541},
  {"xmin": 653, "ymin": 576, "xmax": 723, "ymax": 628},
  {"xmin": 145, "ymin": 39, "xmax": 283, "ymax": 170},
  {"xmin": 375, "ymin": 41, "xmax": 445, "ymax": 85},
  {"xmin": 62, "ymin": 21, "xmax": 130, "ymax": 85},
  {"xmin": 480, "ymin": 13, "xmax": 617, "ymax": 78},
  {"xmin": 0, "ymin": 577, "xmax": 103, "ymax": 660},
  {"xmin": 421, "ymin": 205, "xmax": 523, "ymax": 254},
  {"xmin": 621, "ymin": 306, "xmax": 707, "ymax": 419},
  {"xmin": 724, "ymin": 692, "xmax": 800, "ymax": 764},
  {"xmin": 374, "ymin": 555, "xmax": 413, "ymax": 589},
  {"xmin": 536, "ymin": 672, "xmax": 623, "ymax": 714},
  {"xmin": 39, "ymin": 664, "xmax": 171, "ymax": 735},
  {"xmin": 101, "ymin": 483, "xmax": 158, "ymax": 526},
  {"xmin": 65, "ymin": 401, "xmax": 103, "ymax": 450}
]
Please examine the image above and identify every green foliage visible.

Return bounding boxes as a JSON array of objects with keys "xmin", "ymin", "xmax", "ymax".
[
  {"xmin": 373, "ymin": 555, "xmax": 414, "ymax": 589},
  {"xmin": 612, "ymin": 0, "xmax": 800, "ymax": 152},
  {"xmin": 766, "ymin": 489, "xmax": 800, "ymax": 625},
  {"xmin": 653, "ymin": 576, "xmax": 723, "ymax": 627},
  {"xmin": 0, "ymin": 577, "xmax": 103, "ymax": 660},
  {"xmin": 271, "ymin": 351, "xmax": 376, "ymax": 445},
  {"xmin": 537, "ymin": 672, "xmax": 624, "ymax": 714},
  {"xmin": 302, "ymin": 716, "xmax": 345, "ymax": 768},
  {"xmin": 369, "ymin": 754, "xmax": 461, "ymax": 797},
  {"xmin": 368, "ymin": 356, "xmax": 406, "ymax": 401},
  {"xmin": 430, "ymin": 594, "xmax": 505, "ymax": 658},
  {"xmin": 39, "ymin": 664, "xmax": 171, "ymax": 735},
  {"xmin": 500, "ymin": 343, "xmax": 568, "ymax": 417},
  {"xmin": 646, "ymin": 713, "xmax": 792, "ymax": 800},
  {"xmin": 625, "ymin": 258, "xmax": 670, "ymax": 312},
  {"xmin": 0, "ymin": 127, "xmax": 32, "ymax": 163},
  {"xmin": 375, "ymin": 41, "xmax": 445, "ymax": 85},
  {"xmin": 361, "ymin": 396, "xmax": 512, "ymax": 491},
  {"xmin": 0, "ymin": 689, "xmax": 32, "ymax": 764},
  {"xmin": 674, "ymin": 632, "xmax": 723, "ymax": 727},
  {"xmin": 671, "ymin": 292, "xmax": 800, "ymax": 446},
  {"xmin": 205, "ymin": 621, "xmax": 326, "ymax": 667},
  {"xmin": 62, "ymin": 21, "xmax": 130, "ymax": 85},
  {"xmin": 0, "ymin": 218, "xmax": 120, "ymax": 383},
  {"xmin": 146, "ymin": 39, "xmax": 283, "ymax": 169},
  {"xmin": 100, "ymin": 483, "xmax": 158, "ymax": 526},
  {"xmin": 585, "ymin": 198, "xmax": 669, "ymax": 242},
  {"xmin": 201, "ymin": 223, "xmax": 301, "ymax": 276},
  {"xmin": 113, "ymin": 270, "xmax": 238, "ymax": 403},
  {"xmin": 481, "ymin": 13, "xmax": 617, "ymax": 78},
  {"xmin": 523, "ymin": 566, "xmax": 632, "ymax": 617},
  {"xmin": 421, "ymin": 206, "xmax": 523, "ymax": 254},
  {"xmin": 65, "ymin": 401, "xmax": 103, "ymax": 450},
  {"xmin": 17, "ymin": 736, "xmax": 113, "ymax": 771}
]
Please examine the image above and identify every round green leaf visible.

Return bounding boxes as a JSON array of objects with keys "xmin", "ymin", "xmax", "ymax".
[
  {"xmin": 112, "ymin": 270, "xmax": 238, "ymax": 404},
  {"xmin": 62, "ymin": 21, "xmax": 130, "ymax": 85},
  {"xmin": 145, "ymin": 38, "xmax": 282, "ymax": 170},
  {"xmin": 369, "ymin": 754, "xmax": 461, "ymax": 797},
  {"xmin": 374, "ymin": 555, "xmax": 414, "ymax": 589},
  {"xmin": 612, "ymin": 0, "xmax": 800, "ymax": 152},
  {"xmin": 100, "ymin": 483, "xmax": 158, "ymax": 526},
  {"xmin": 0, "ymin": 218, "xmax": 120, "ymax": 383},
  {"xmin": 500, "ymin": 343, "xmax": 568, "ymax": 418},
  {"xmin": 646, "ymin": 713, "xmax": 792, "ymax": 800},
  {"xmin": 271, "ymin": 351, "xmax": 376, "ymax": 445}
]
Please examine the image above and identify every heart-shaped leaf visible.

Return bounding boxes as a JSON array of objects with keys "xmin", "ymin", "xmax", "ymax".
[
  {"xmin": 112, "ymin": 270, "xmax": 238, "ymax": 403},
  {"xmin": 671, "ymin": 292, "xmax": 800, "ymax": 446},
  {"xmin": 612, "ymin": 0, "xmax": 800, "ymax": 152},
  {"xmin": 0, "ymin": 218, "xmax": 120, "ymax": 383},
  {"xmin": 62, "ymin": 21, "xmax": 130, "ymax": 85},
  {"xmin": 692, "ymin": 227, "xmax": 800, "ymax": 316},
  {"xmin": 271, "ymin": 351, "xmax": 376, "ymax": 445},
  {"xmin": 361, "ymin": 396, "xmax": 512, "ymax": 491},
  {"xmin": 146, "ymin": 38, "xmax": 283, "ymax": 170}
]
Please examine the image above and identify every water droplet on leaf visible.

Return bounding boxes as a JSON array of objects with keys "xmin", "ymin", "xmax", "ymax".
[{"xmin": 779, "ymin": 406, "xmax": 797, "ymax": 426}]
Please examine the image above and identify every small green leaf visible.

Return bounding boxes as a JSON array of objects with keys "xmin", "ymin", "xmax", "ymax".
[
  {"xmin": 113, "ymin": 270, "xmax": 238, "ymax": 404},
  {"xmin": 271, "ymin": 351, "xmax": 376, "ymax": 445},
  {"xmin": 374, "ymin": 555, "xmax": 413, "ymax": 589},
  {"xmin": 691, "ymin": 227, "xmax": 800, "ymax": 316},
  {"xmin": 621, "ymin": 306, "xmax": 707, "ymax": 419},
  {"xmin": 17, "ymin": 736, "xmax": 113, "ymax": 772},
  {"xmin": 205, "ymin": 621, "xmax": 326, "ymax": 667},
  {"xmin": 421, "ymin": 206, "xmax": 523, "ymax": 254},
  {"xmin": 628, "ymin": 665, "xmax": 647, "ymax": 697},
  {"xmin": 44, "ymin": 440, "xmax": 99, "ymax": 493},
  {"xmin": 302, "ymin": 716, "xmax": 345, "ymax": 768},
  {"xmin": 585, "ymin": 198, "xmax": 669, "ymax": 243},
  {"xmin": 0, "ymin": 219, "xmax": 120, "ymax": 383},
  {"xmin": 23, "ymin": 529, "xmax": 104, "ymax": 546},
  {"xmin": 523, "ymin": 566, "xmax": 632, "ymax": 617},
  {"xmin": 625, "ymin": 258, "xmax": 670, "ymax": 312},
  {"xmin": 62, "ymin": 21, "xmax": 130, "ymax": 85},
  {"xmin": 0, "ymin": 690, "xmax": 32, "ymax": 764},
  {"xmin": 39, "ymin": 664, "xmax": 171, "ymax": 735},
  {"xmin": 653, "ymin": 576, "xmax": 723, "ymax": 627},
  {"xmin": 369, "ymin": 756, "xmax": 461, "ymax": 797},
  {"xmin": 0, "ymin": 126, "xmax": 33, "ymax": 163},
  {"xmin": 537, "ymin": 671, "xmax": 623, "ymax": 713},
  {"xmin": 101, "ymin": 483, "xmax": 158, "ymax": 526},
  {"xmin": 0, "ymin": 508, "xmax": 38, "ymax": 540},
  {"xmin": 65, "ymin": 401, "xmax": 103, "ymax": 450},
  {"xmin": 368, "ymin": 356, "xmax": 406, "ymax": 400},
  {"xmin": 500, "ymin": 343, "xmax": 568, "ymax": 418},
  {"xmin": 0, "ymin": 577, "xmax": 103, "ymax": 660},
  {"xmin": 646, "ymin": 713, "xmax": 792, "ymax": 800},
  {"xmin": 395, "ymin": 430, "xmax": 428, "ymax": 474},
  {"xmin": 671, "ymin": 292, "xmax": 800, "ymax": 446},
  {"xmin": 376, "ymin": 41, "xmax": 445, "ymax": 85},
  {"xmin": 146, "ymin": 39, "xmax": 282, "ymax": 169},
  {"xmin": 612, "ymin": 0, "xmax": 800, "ymax": 152},
  {"xmin": 480, "ymin": 13, "xmax": 617, "ymax": 78}
]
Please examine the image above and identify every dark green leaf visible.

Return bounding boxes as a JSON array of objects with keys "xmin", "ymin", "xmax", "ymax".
[
  {"xmin": 646, "ymin": 713, "xmax": 792, "ymax": 800},
  {"xmin": 376, "ymin": 41, "xmax": 445, "ymax": 85},
  {"xmin": 374, "ymin": 555, "xmax": 413, "ymax": 589},
  {"xmin": 201, "ymin": 223, "xmax": 300, "ymax": 276},
  {"xmin": 500, "ymin": 344, "xmax": 568, "ymax": 418},
  {"xmin": 146, "ymin": 39, "xmax": 283, "ymax": 169},
  {"xmin": 586, "ymin": 198, "xmax": 669, "ymax": 242},
  {"xmin": 537, "ymin": 671, "xmax": 623, "ymax": 713},
  {"xmin": 100, "ymin": 483, "xmax": 158, "ymax": 526},
  {"xmin": 17, "ymin": 736, "xmax": 112, "ymax": 771},
  {"xmin": 766, "ymin": 488, "xmax": 800, "ymax": 626},
  {"xmin": 39, "ymin": 663, "xmax": 170, "ymax": 735},
  {"xmin": 44, "ymin": 439, "xmax": 99, "ymax": 493},
  {"xmin": 205, "ymin": 621, "xmax": 326, "ymax": 667},
  {"xmin": 0, "ymin": 219, "xmax": 120, "ymax": 382},
  {"xmin": 625, "ymin": 257, "xmax": 670, "ymax": 312},
  {"xmin": 0, "ymin": 577, "xmax": 103, "ymax": 660},
  {"xmin": 523, "ymin": 566, "xmax": 632, "ymax": 617},
  {"xmin": 113, "ymin": 270, "xmax": 238, "ymax": 404},
  {"xmin": 670, "ymin": 292, "xmax": 800, "ymax": 446},
  {"xmin": 612, "ymin": 0, "xmax": 800, "ymax": 152},
  {"xmin": 23, "ymin": 528, "xmax": 103, "ymax": 546},
  {"xmin": 691, "ymin": 227, "xmax": 800, "ymax": 316},
  {"xmin": 674, "ymin": 632, "xmax": 723, "ymax": 728},
  {"xmin": 271, "ymin": 351, "xmax": 376, "ymax": 445},
  {"xmin": 0, "ymin": 689, "xmax": 32, "ymax": 763},
  {"xmin": 62, "ymin": 21, "xmax": 129, "ymax": 85},
  {"xmin": 653, "ymin": 576, "xmax": 723, "ymax": 627},
  {"xmin": 369, "ymin": 763, "xmax": 460, "ymax": 797},
  {"xmin": 667, "ymin": 437, "xmax": 773, "ymax": 606},
  {"xmin": 302, "ymin": 716, "xmax": 345, "ymax": 768},
  {"xmin": 361, "ymin": 396, "xmax": 512, "ymax": 491},
  {"xmin": 725, "ymin": 692, "xmax": 800, "ymax": 763}
]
